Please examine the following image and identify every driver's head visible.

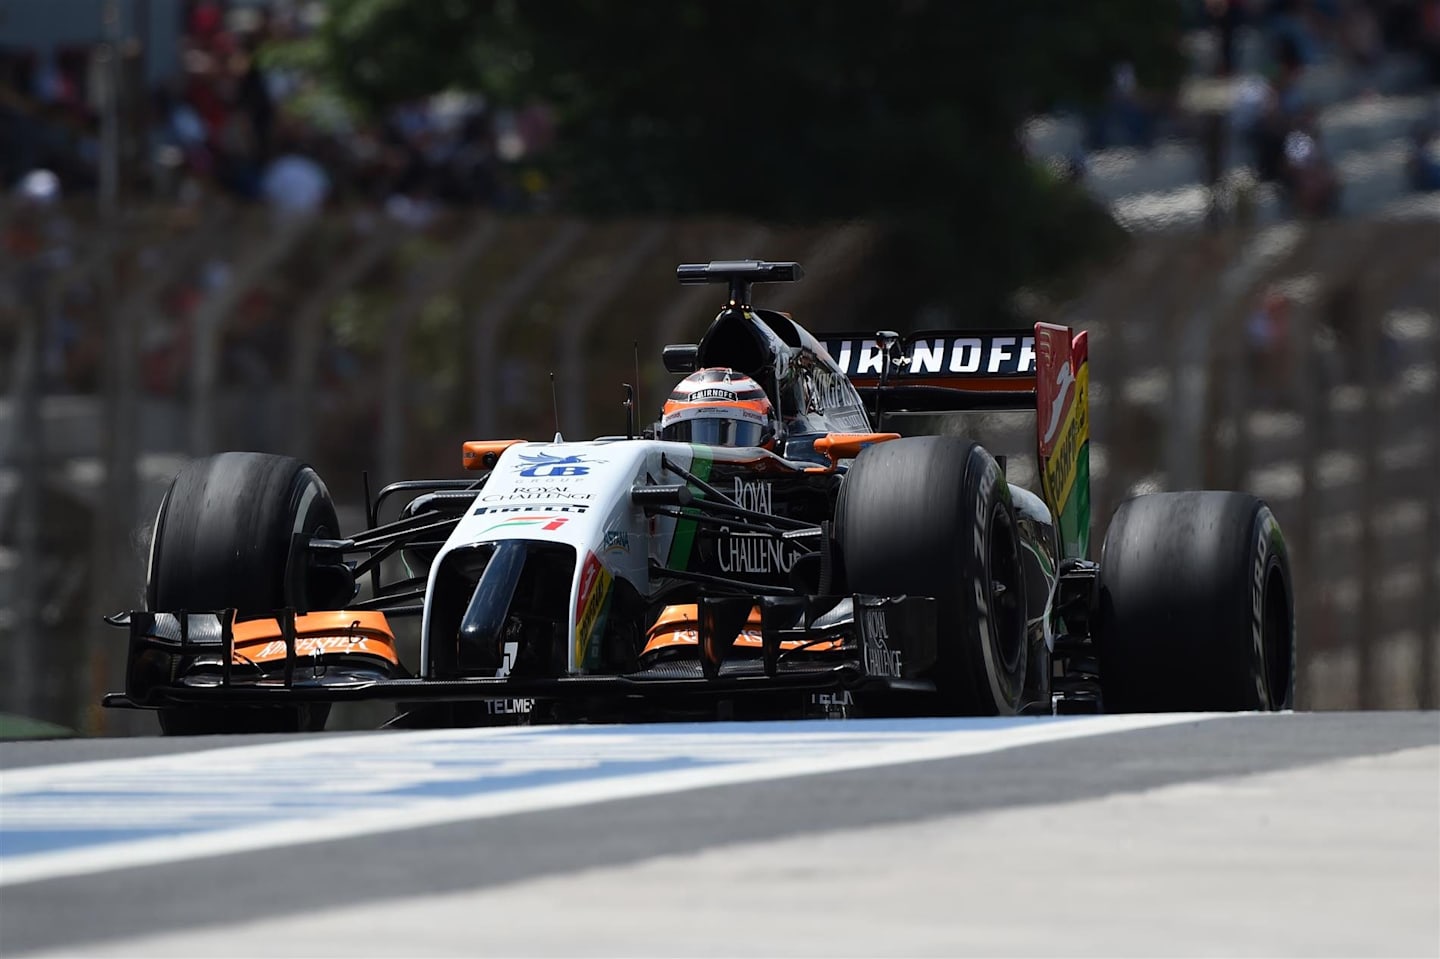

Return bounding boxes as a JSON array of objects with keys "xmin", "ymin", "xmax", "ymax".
[{"xmin": 660, "ymin": 368, "xmax": 775, "ymax": 447}]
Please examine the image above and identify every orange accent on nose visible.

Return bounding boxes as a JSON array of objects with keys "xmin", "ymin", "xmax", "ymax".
[{"xmin": 462, "ymin": 439, "xmax": 528, "ymax": 470}]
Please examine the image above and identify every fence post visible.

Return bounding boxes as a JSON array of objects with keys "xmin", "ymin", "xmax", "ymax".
[
  {"xmin": 189, "ymin": 213, "xmax": 316, "ymax": 456},
  {"xmin": 1422, "ymin": 307, "xmax": 1440, "ymax": 709},
  {"xmin": 1354, "ymin": 260, "xmax": 1384, "ymax": 710},
  {"xmin": 8, "ymin": 261, "xmax": 46, "ymax": 720},
  {"xmin": 86, "ymin": 215, "xmax": 139, "ymax": 734},
  {"xmin": 1292, "ymin": 291, "xmax": 1331, "ymax": 710},
  {"xmin": 286, "ymin": 226, "xmax": 400, "ymax": 461},
  {"xmin": 1352, "ymin": 222, "xmax": 1439, "ymax": 710},
  {"xmin": 557, "ymin": 224, "xmax": 668, "ymax": 439},
  {"xmin": 1080, "ymin": 240, "xmax": 1173, "ymax": 528},
  {"xmin": 1185, "ymin": 225, "xmax": 1311, "ymax": 493},
  {"xmin": 469, "ymin": 222, "xmax": 589, "ymax": 439},
  {"xmin": 378, "ymin": 216, "xmax": 501, "ymax": 484}
]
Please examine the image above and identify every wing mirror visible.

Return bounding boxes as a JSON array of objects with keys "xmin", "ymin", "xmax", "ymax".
[{"xmin": 662, "ymin": 344, "xmax": 698, "ymax": 374}]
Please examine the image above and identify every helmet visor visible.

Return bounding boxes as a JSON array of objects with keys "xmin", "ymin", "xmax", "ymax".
[{"xmin": 663, "ymin": 418, "xmax": 767, "ymax": 447}]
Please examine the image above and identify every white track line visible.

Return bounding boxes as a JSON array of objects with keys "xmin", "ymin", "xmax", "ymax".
[{"xmin": 1, "ymin": 714, "xmax": 1221, "ymax": 887}]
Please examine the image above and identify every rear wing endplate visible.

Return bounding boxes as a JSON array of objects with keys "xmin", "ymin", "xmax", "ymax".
[{"xmin": 1034, "ymin": 323, "xmax": 1090, "ymax": 560}]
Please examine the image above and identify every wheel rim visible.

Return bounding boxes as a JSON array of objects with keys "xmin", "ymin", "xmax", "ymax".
[{"xmin": 988, "ymin": 503, "xmax": 1025, "ymax": 675}]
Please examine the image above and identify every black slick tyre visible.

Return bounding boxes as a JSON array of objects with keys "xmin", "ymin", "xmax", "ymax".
[
  {"xmin": 146, "ymin": 452, "xmax": 343, "ymax": 735},
  {"xmin": 838, "ymin": 436, "xmax": 1027, "ymax": 714},
  {"xmin": 1094, "ymin": 491, "xmax": 1294, "ymax": 712}
]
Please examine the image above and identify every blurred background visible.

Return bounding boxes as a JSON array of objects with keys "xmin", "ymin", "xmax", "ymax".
[{"xmin": 0, "ymin": 0, "xmax": 1436, "ymax": 734}]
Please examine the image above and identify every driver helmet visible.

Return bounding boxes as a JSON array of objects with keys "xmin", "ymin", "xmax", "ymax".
[{"xmin": 660, "ymin": 368, "xmax": 775, "ymax": 447}]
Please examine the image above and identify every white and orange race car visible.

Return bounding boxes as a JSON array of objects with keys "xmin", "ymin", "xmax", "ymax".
[{"xmin": 105, "ymin": 260, "xmax": 1295, "ymax": 733}]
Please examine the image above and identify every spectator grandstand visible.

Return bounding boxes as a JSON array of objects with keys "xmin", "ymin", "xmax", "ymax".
[{"xmin": 1025, "ymin": 0, "xmax": 1440, "ymax": 229}]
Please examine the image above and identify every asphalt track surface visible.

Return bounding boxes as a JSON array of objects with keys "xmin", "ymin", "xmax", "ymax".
[{"xmin": 1, "ymin": 711, "xmax": 1436, "ymax": 957}]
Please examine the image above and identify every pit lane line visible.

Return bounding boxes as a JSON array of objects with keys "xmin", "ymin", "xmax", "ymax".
[
  {"xmin": 0, "ymin": 713, "xmax": 1213, "ymax": 888},
  {"xmin": 37, "ymin": 745, "xmax": 1436, "ymax": 958},
  {"xmin": 3, "ymin": 712, "xmax": 1435, "ymax": 957}
]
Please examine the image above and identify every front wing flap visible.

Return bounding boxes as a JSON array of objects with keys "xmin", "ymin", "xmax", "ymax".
[{"xmin": 103, "ymin": 595, "xmax": 938, "ymax": 710}]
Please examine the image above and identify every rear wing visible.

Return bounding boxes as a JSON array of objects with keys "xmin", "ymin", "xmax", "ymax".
[
  {"xmin": 821, "ymin": 330, "xmax": 1037, "ymax": 411},
  {"xmin": 821, "ymin": 326, "xmax": 1091, "ymax": 559}
]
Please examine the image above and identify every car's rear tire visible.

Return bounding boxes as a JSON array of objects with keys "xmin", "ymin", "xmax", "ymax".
[
  {"xmin": 1094, "ymin": 491, "xmax": 1294, "ymax": 712},
  {"xmin": 147, "ymin": 452, "xmax": 343, "ymax": 735},
  {"xmin": 838, "ymin": 436, "xmax": 1027, "ymax": 714}
]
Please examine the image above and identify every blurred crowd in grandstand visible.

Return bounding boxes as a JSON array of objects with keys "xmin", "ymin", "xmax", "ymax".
[
  {"xmin": 1, "ymin": 0, "xmax": 1437, "ymax": 400},
  {"xmin": 1072, "ymin": 0, "xmax": 1440, "ymax": 216},
  {"xmin": 0, "ymin": 0, "xmax": 556, "ymax": 400},
  {"xmin": 1, "ymin": 0, "xmax": 555, "ymax": 218},
  {"xmin": 1212, "ymin": 0, "xmax": 1439, "ymax": 214},
  {"xmin": 3, "ymin": 0, "xmax": 1438, "ymax": 217}
]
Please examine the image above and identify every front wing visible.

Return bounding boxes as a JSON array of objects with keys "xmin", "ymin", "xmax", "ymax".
[{"xmin": 102, "ymin": 595, "xmax": 939, "ymax": 711}]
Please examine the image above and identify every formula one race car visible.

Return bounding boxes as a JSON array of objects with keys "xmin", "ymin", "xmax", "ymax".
[{"xmin": 104, "ymin": 260, "xmax": 1295, "ymax": 734}]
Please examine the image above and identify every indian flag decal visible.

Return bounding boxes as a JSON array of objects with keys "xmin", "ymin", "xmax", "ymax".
[{"xmin": 480, "ymin": 514, "xmax": 571, "ymax": 535}]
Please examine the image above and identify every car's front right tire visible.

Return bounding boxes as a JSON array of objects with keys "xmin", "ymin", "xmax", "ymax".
[{"xmin": 838, "ymin": 436, "xmax": 1028, "ymax": 714}]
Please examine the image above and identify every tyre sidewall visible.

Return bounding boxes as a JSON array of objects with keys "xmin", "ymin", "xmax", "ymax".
[
  {"xmin": 282, "ymin": 466, "xmax": 342, "ymax": 613},
  {"xmin": 960, "ymin": 450, "xmax": 1026, "ymax": 713},
  {"xmin": 1250, "ymin": 504, "xmax": 1294, "ymax": 710}
]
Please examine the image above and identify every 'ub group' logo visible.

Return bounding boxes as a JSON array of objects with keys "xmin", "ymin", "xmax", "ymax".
[{"xmin": 518, "ymin": 452, "xmax": 594, "ymax": 478}]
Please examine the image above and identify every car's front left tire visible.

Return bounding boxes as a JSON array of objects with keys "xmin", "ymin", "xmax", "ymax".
[{"xmin": 146, "ymin": 452, "xmax": 343, "ymax": 735}]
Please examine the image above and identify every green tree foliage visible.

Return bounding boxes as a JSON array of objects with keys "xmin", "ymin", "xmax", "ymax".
[{"xmin": 301, "ymin": 0, "xmax": 1186, "ymax": 322}]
